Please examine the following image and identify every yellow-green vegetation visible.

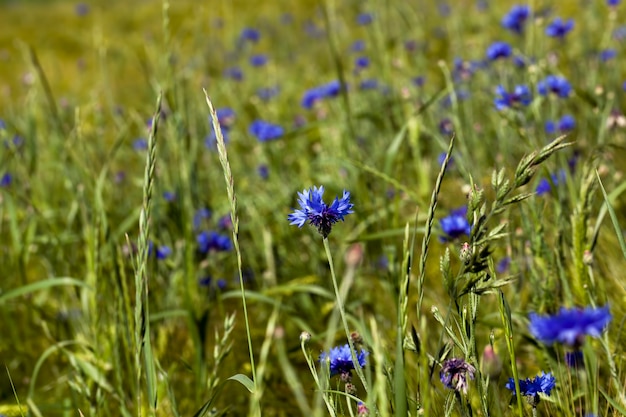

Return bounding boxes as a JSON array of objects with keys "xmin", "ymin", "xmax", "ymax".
[{"xmin": 1, "ymin": 1, "xmax": 626, "ymax": 416}]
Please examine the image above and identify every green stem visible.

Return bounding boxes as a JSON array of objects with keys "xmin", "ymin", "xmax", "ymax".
[{"xmin": 323, "ymin": 238, "xmax": 369, "ymax": 393}]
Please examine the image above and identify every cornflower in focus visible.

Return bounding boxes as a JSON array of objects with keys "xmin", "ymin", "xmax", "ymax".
[
  {"xmin": 440, "ymin": 358, "xmax": 476, "ymax": 394},
  {"xmin": 288, "ymin": 186, "xmax": 353, "ymax": 238},
  {"xmin": 319, "ymin": 344, "xmax": 368, "ymax": 379},
  {"xmin": 505, "ymin": 372, "xmax": 555, "ymax": 407},
  {"xmin": 528, "ymin": 305, "xmax": 611, "ymax": 347}
]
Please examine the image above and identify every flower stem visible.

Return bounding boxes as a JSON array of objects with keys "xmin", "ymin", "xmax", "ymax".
[{"xmin": 323, "ymin": 238, "xmax": 369, "ymax": 393}]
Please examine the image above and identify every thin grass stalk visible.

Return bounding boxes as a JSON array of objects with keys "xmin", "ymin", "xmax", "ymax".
[
  {"xmin": 203, "ymin": 90, "xmax": 259, "ymax": 411},
  {"xmin": 322, "ymin": 238, "xmax": 369, "ymax": 393},
  {"xmin": 417, "ymin": 135, "xmax": 455, "ymax": 318},
  {"xmin": 301, "ymin": 335, "xmax": 337, "ymax": 417},
  {"xmin": 134, "ymin": 92, "xmax": 162, "ymax": 416}
]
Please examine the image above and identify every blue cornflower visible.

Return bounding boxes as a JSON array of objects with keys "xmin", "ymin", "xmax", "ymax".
[
  {"xmin": 351, "ymin": 40, "xmax": 365, "ymax": 52},
  {"xmin": 494, "ymin": 85, "xmax": 532, "ymax": 110},
  {"xmin": 319, "ymin": 344, "xmax": 368, "ymax": 377},
  {"xmin": 249, "ymin": 54, "xmax": 268, "ymax": 67},
  {"xmin": 505, "ymin": 372, "xmax": 555, "ymax": 406},
  {"xmin": 357, "ymin": 13, "xmax": 373, "ymax": 25},
  {"xmin": 148, "ymin": 241, "xmax": 172, "ymax": 260},
  {"xmin": 565, "ymin": 350, "xmax": 584, "ymax": 369},
  {"xmin": 537, "ymin": 75, "xmax": 571, "ymax": 98},
  {"xmin": 440, "ymin": 358, "xmax": 476, "ymax": 394},
  {"xmin": 599, "ymin": 48, "xmax": 617, "ymax": 62},
  {"xmin": 75, "ymin": 3, "xmax": 90, "ymax": 16},
  {"xmin": 258, "ymin": 164, "xmax": 269, "ymax": 180},
  {"xmin": 529, "ymin": 305, "xmax": 612, "ymax": 347},
  {"xmin": 608, "ymin": 0, "xmax": 621, "ymax": 6},
  {"xmin": 256, "ymin": 86, "xmax": 280, "ymax": 102},
  {"xmin": 239, "ymin": 27, "xmax": 260, "ymax": 43},
  {"xmin": 546, "ymin": 18, "xmax": 574, "ymax": 38},
  {"xmin": 224, "ymin": 66, "xmax": 243, "ymax": 81},
  {"xmin": 355, "ymin": 56, "xmax": 370, "ymax": 69},
  {"xmin": 439, "ymin": 118, "xmax": 454, "ymax": 135},
  {"xmin": 288, "ymin": 185, "xmax": 353, "ymax": 238},
  {"xmin": 512, "ymin": 55, "xmax": 527, "ymax": 68},
  {"xmin": 486, "ymin": 41, "xmax": 512, "ymax": 61},
  {"xmin": 163, "ymin": 191, "xmax": 176, "ymax": 202},
  {"xmin": 359, "ymin": 78, "xmax": 378, "ymax": 90},
  {"xmin": 248, "ymin": 120, "xmax": 284, "ymax": 142},
  {"xmin": 439, "ymin": 206, "xmax": 471, "ymax": 242},
  {"xmin": 301, "ymin": 80, "xmax": 342, "ymax": 109},
  {"xmin": 535, "ymin": 169, "xmax": 566, "ymax": 195},
  {"xmin": 216, "ymin": 107, "xmax": 235, "ymax": 127},
  {"xmin": 205, "ymin": 126, "xmax": 230, "ymax": 149},
  {"xmin": 558, "ymin": 115, "xmax": 576, "ymax": 131},
  {"xmin": 193, "ymin": 208, "xmax": 211, "ymax": 230},
  {"xmin": 413, "ymin": 76, "xmax": 425, "ymax": 87},
  {"xmin": 198, "ymin": 276, "xmax": 227, "ymax": 290},
  {"xmin": 501, "ymin": 5, "xmax": 530, "ymax": 34},
  {"xmin": 197, "ymin": 231, "xmax": 232, "ymax": 253},
  {"xmin": 496, "ymin": 256, "xmax": 511, "ymax": 274},
  {"xmin": 438, "ymin": 151, "xmax": 454, "ymax": 167},
  {"xmin": 0, "ymin": 173, "xmax": 12, "ymax": 187},
  {"xmin": 133, "ymin": 138, "xmax": 148, "ymax": 151}
]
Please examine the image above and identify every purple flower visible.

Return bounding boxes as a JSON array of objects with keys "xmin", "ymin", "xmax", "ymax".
[
  {"xmin": 486, "ymin": 41, "xmax": 512, "ymax": 61},
  {"xmin": 528, "ymin": 305, "xmax": 612, "ymax": 347},
  {"xmin": 546, "ymin": 18, "xmax": 574, "ymax": 38},
  {"xmin": 440, "ymin": 358, "xmax": 476, "ymax": 394},
  {"xmin": 608, "ymin": 0, "xmax": 621, "ymax": 6},
  {"xmin": 224, "ymin": 66, "xmax": 243, "ymax": 81},
  {"xmin": 351, "ymin": 40, "xmax": 365, "ymax": 52},
  {"xmin": 0, "ymin": 172, "xmax": 12, "ymax": 187},
  {"xmin": 197, "ymin": 231, "xmax": 232, "ymax": 253},
  {"xmin": 501, "ymin": 5, "xmax": 530, "ymax": 34},
  {"xmin": 537, "ymin": 75, "xmax": 571, "ymax": 98},
  {"xmin": 248, "ymin": 120, "xmax": 284, "ymax": 142},
  {"xmin": 439, "ymin": 206, "xmax": 471, "ymax": 242},
  {"xmin": 258, "ymin": 164, "xmax": 269, "ymax": 179},
  {"xmin": 133, "ymin": 138, "xmax": 148, "ymax": 151},
  {"xmin": 496, "ymin": 256, "xmax": 511, "ymax": 273},
  {"xmin": 216, "ymin": 107, "xmax": 235, "ymax": 127},
  {"xmin": 288, "ymin": 186, "xmax": 353, "ymax": 238},
  {"xmin": 148, "ymin": 242, "xmax": 172, "ymax": 260},
  {"xmin": 599, "ymin": 49, "xmax": 617, "ymax": 62},
  {"xmin": 163, "ymin": 191, "xmax": 176, "ymax": 202},
  {"xmin": 494, "ymin": 85, "xmax": 532, "ymax": 110},
  {"xmin": 319, "ymin": 344, "xmax": 368, "ymax": 377},
  {"xmin": 354, "ymin": 56, "xmax": 370, "ymax": 69}
]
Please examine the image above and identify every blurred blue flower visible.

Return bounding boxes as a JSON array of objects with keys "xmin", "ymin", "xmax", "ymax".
[
  {"xmin": 0, "ymin": 119, "xmax": 5, "ymax": 130},
  {"xmin": 319, "ymin": 344, "xmax": 368, "ymax": 376},
  {"xmin": 494, "ymin": 85, "xmax": 532, "ymax": 110},
  {"xmin": 496, "ymin": 256, "xmax": 511, "ymax": 274},
  {"xmin": 258, "ymin": 164, "xmax": 269, "ymax": 180},
  {"xmin": 351, "ymin": 40, "xmax": 365, "ymax": 52},
  {"xmin": 224, "ymin": 66, "xmax": 243, "ymax": 81},
  {"xmin": 505, "ymin": 372, "xmax": 555, "ymax": 399},
  {"xmin": 486, "ymin": 41, "xmax": 512, "ymax": 61},
  {"xmin": 205, "ymin": 125, "xmax": 230, "ymax": 149},
  {"xmin": 75, "ymin": 3, "xmax": 90, "ymax": 16},
  {"xmin": 248, "ymin": 120, "xmax": 284, "ymax": 142},
  {"xmin": 535, "ymin": 169, "xmax": 566, "ymax": 195},
  {"xmin": 565, "ymin": 350, "xmax": 584, "ymax": 369},
  {"xmin": 608, "ymin": 0, "xmax": 620, "ymax": 6},
  {"xmin": 148, "ymin": 241, "xmax": 172, "ymax": 260},
  {"xmin": 193, "ymin": 208, "xmax": 211, "ymax": 230},
  {"xmin": 249, "ymin": 54, "xmax": 268, "ymax": 67},
  {"xmin": 216, "ymin": 107, "xmax": 235, "ymax": 127},
  {"xmin": 198, "ymin": 276, "xmax": 227, "ymax": 290},
  {"xmin": 512, "ymin": 55, "xmax": 527, "ymax": 67},
  {"xmin": 438, "ymin": 151, "xmax": 454, "ymax": 167},
  {"xmin": 439, "ymin": 206, "xmax": 470, "ymax": 242},
  {"xmin": 163, "ymin": 191, "xmax": 176, "ymax": 202},
  {"xmin": 301, "ymin": 80, "xmax": 342, "ymax": 109},
  {"xmin": 440, "ymin": 358, "xmax": 476, "ymax": 394},
  {"xmin": 218, "ymin": 214, "xmax": 232, "ymax": 230},
  {"xmin": 0, "ymin": 173, "xmax": 12, "ymax": 187},
  {"xmin": 439, "ymin": 118, "xmax": 454, "ymax": 135},
  {"xmin": 546, "ymin": 17, "xmax": 574, "ymax": 38},
  {"xmin": 288, "ymin": 185, "xmax": 353, "ymax": 238},
  {"xmin": 197, "ymin": 231, "xmax": 232, "ymax": 253},
  {"xmin": 357, "ymin": 13, "xmax": 373, "ymax": 25},
  {"xmin": 537, "ymin": 75, "xmax": 571, "ymax": 98},
  {"xmin": 413, "ymin": 76, "xmax": 425, "ymax": 87},
  {"xmin": 133, "ymin": 138, "xmax": 148, "ymax": 151},
  {"xmin": 359, "ymin": 78, "xmax": 378, "ymax": 90},
  {"xmin": 501, "ymin": 5, "xmax": 530, "ymax": 34},
  {"xmin": 545, "ymin": 115, "xmax": 576, "ymax": 134},
  {"xmin": 256, "ymin": 86, "xmax": 280, "ymax": 102},
  {"xmin": 355, "ymin": 56, "xmax": 370, "ymax": 69},
  {"xmin": 529, "ymin": 305, "xmax": 612, "ymax": 347},
  {"xmin": 599, "ymin": 48, "xmax": 617, "ymax": 62},
  {"xmin": 239, "ymin": 27, "xmax": 260, "ymax": 43}
]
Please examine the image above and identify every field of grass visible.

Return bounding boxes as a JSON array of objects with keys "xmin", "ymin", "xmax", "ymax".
[{"xmin": 1, "ymin": 0, "xmax": 626, "ymax": 416}]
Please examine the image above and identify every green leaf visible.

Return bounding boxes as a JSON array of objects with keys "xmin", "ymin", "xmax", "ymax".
[
  {"xmin": 228, "ymin": 374, "xmax": 255, "ymax": 393},
  {"xmin": 0, "ymin": 278, "xmax": 92, "ymax": 305}
]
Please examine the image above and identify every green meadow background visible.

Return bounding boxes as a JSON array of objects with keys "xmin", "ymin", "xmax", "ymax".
[{"xmin": 1, "ymin": 0, "xmax": 626, "ymax": 416}]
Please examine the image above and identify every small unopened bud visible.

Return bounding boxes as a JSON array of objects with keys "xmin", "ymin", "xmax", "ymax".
[
  {"xmin": 300, "ymin": 331, "xmax": 311, "ymax": 344},
  {"xmin": 481, "ymin": 345, "xmax": 502, "ymax": 378},
  {"xmin": 357, "ymin": 402, "xmax": 370, "ymax": 417},
  {"xmin": 345, "ymin": 243, "xmax": 364, "ymax": 268},
  {"xmin": 345, "ymin": 382, "xmax": 357, "ymax": 395},
  {"xmin": 583, "ymin": 250, "xmax": 594, "ymax": 266},
  {"xmin": 460, "ymin": 242, "xmax": 472, "ymax": 264}
]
